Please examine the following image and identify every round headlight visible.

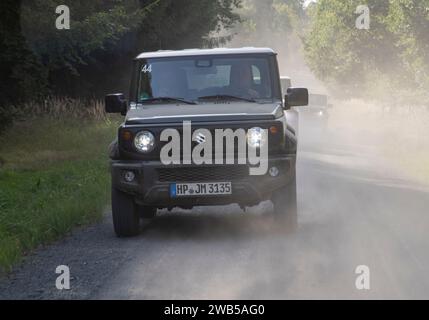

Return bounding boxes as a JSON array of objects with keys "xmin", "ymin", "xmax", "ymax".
[
  {"xmin": 134, "ymin": 131, "xmax": 155, "ymax": 153},
  {"xmin": 247, "ymin": 127, "xmax": 267, "ymax": 148}
]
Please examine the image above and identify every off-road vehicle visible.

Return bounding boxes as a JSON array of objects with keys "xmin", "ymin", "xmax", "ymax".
[{"xmin": 105, "ymin": 48, "xmax": 308, "ymax": 237}]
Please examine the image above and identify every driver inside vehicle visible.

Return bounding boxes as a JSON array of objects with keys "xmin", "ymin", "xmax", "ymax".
[{"xmin": 229, "ymin": 63, "xmax": 260, "ymax": 99}]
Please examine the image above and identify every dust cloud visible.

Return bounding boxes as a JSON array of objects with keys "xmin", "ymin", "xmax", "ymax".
[
  {"xmin": 228, "ymin": 14, "xmax": 429, "ymax": 186},
  {"xmin": 196, "ymin": 6, "xmax": 429, "ymax": 299}
]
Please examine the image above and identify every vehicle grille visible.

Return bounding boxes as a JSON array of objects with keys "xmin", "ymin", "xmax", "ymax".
[{"xmin": 157, "ymin": 166, "xmax": 249, "ymax": 182}]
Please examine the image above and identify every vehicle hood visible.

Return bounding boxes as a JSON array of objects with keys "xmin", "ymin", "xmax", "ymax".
[{"xmin": 125, "ymin": 102, "xmax": 284, "ymax": 125}]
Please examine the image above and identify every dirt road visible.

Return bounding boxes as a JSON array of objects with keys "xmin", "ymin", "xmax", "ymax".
[{"xmin": 1, "ymin": 107, "xmax": 429, "ymax": 300}]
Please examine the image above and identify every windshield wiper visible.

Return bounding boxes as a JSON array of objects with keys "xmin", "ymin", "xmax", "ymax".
[
  {"xmin": 197, "ymin": 95, "xmax": 256, "ymax": 103},
  {"xmin": 141, "ymin": 97, "xmax": 196, "ymax": 105}
]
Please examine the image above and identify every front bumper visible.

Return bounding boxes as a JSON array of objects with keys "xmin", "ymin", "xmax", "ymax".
[{"xmin": 111, "ymin": 155, "xmax": 296, "ymax": 207}]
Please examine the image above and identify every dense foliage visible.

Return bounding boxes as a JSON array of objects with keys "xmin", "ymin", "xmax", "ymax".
[
  {"xmin": 303, "ymin": 0, "xmax": 429, "ymax": 99},
  {"xmin": 0, "ymin": 0, "xmax": 241, "ymax": 131}
]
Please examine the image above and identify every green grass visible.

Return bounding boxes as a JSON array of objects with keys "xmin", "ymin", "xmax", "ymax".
[{"xmin": 0, "ymin": 117, "xmax": 120, "ymax": 272}]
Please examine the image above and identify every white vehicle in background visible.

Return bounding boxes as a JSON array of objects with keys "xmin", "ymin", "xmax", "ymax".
[
  {"xmin": 280, "ymin": 76, "xmax": 299, "ymax": 136},
  {"xmin": 280, "ymin": 76, "xmax": 292, "ymax": 93},
  {"xmin": 280, "ymin": 76, "xmax": 332, "ymax": 138}
]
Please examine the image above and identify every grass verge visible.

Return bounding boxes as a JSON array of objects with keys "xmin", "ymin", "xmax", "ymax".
[{"xmin": 0, "ymin": 117, "xmax": 119, "ymax": 272}]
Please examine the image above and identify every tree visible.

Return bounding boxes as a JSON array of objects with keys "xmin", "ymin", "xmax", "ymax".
[
  {"xmin": 231, "ymin": 0, "xmax": 305, "ymax": 46},
  {"xmin": 2, "ymin": 0, "xmax": 242, "ymax": 100},
  {"xmin": 303, "ymin": 0, "xmax": 429, "ymax": 96},
  {"xmin": 0, "ymin": 0, "xmax": 47, "ymax": 132},
  {"xmin": 384, "ymin": 0, "xmax": 429, "ymax": 88}
]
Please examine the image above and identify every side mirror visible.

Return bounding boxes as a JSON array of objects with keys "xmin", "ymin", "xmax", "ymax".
[
  {"xmin": 284, "ymin": 87, "xmax": 309, "ymax": 110},
  {"xmin": 105, "ymin": 93, "xmax": 127, "ymax": 115}
]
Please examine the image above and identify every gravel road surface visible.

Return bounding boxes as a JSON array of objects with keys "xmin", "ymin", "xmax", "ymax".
[{"xmin": 1, "ymin": 114, "xmax": 429, "ymax": 300}]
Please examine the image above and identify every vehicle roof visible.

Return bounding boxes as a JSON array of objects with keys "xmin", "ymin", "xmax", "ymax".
[{"xmin": 135, "ymin": 47, "xmax": 276, "ymax": 59}]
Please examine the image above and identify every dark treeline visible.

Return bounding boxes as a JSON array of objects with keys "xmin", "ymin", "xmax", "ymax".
[
  {"xmin": 0, "ymin": 0, "xmax": 241, "ymax": 125},
  {"xmin": 3, "ymin": 0, "xmax": 428, "ymax": 133}
]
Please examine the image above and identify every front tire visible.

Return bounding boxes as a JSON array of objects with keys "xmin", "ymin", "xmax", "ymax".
[
  {"xmin": 271, "ymin": 175, "xmax": 298, "ymax": 232},
  {"xmin": 112, "ymin": 187, "xmax": 140, "ymax": 237}
]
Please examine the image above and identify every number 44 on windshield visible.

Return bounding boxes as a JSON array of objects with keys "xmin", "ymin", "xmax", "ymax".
[{"xmin": 142, "ymin": 64, "xmax": 152, "ymax": 73}]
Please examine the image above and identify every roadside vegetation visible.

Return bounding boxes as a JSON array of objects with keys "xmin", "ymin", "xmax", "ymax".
[
  {"xmin": 0, "ymin": 0, "xmax": 242, "ymax": 272},
  {"xmin": 0, "ymin": 99, "xmax": 120, "ymax": 272},
  {"xmin": 303, "ymin": 0, "xmax": 429, "ymax": 105}
]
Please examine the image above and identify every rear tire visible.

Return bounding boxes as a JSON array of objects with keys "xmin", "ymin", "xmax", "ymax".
[
  {"xmin": 112, "ymin": 187, "xmax": 140, "ymax": 237},
  {"xmin": 137, "ymin": 206, "xmax": 157, "ymax": 219},
  {"xmin": 271, "ymin": 174, "xmax": 298, "ymax": 232}
]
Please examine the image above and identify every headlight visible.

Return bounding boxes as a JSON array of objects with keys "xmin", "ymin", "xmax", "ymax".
[
  {"xmin": 134, "ymin": 131, "xmax": 155, "ymax": 153},
  {"xmin": 247, "ymin": 127, "xmax": 267, "ymax": 148}
]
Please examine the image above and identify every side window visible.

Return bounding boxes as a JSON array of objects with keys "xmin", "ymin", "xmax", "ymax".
[
  {"xmin": 252, "ymin": 65, "xmax": 261, "ymax": 85},
  {"xmin": 252, "ymin": 63, "xmax": 272, "ymax": 98}
]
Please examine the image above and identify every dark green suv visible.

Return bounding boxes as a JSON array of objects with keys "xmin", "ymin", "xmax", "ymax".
[{"xmin": 106, "ymin": 48, "xmax": 308, "ymax": 237}]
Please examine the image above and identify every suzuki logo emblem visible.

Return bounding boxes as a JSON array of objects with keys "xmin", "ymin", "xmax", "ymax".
[{"xmin": 194, "ymin": 132, "xmax": 206, "ymax": 144}]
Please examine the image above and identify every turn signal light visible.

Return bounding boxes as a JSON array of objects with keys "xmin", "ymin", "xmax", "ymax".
[
  {"xmin": 121, "ymin": 130, "xmax": 133, "ymax": 141},
  {"xmin": 269, "ymin": 126, "xmax": 278, "ymax": 134}
]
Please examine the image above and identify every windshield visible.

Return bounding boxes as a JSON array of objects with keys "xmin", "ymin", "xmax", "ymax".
[{"xmin": 136, "ymin": 55, "xmax": 279, "ymax": 103}]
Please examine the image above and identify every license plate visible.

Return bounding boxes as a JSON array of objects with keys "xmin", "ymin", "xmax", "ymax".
[{"xmin": 170, "ymin": 182, "xmax": 232, "ymax": 197}]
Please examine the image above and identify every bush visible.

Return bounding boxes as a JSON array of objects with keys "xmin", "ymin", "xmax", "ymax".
[{"xmin": 18, "ymin": 97, "xmax": 107, "ymax": 121}]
